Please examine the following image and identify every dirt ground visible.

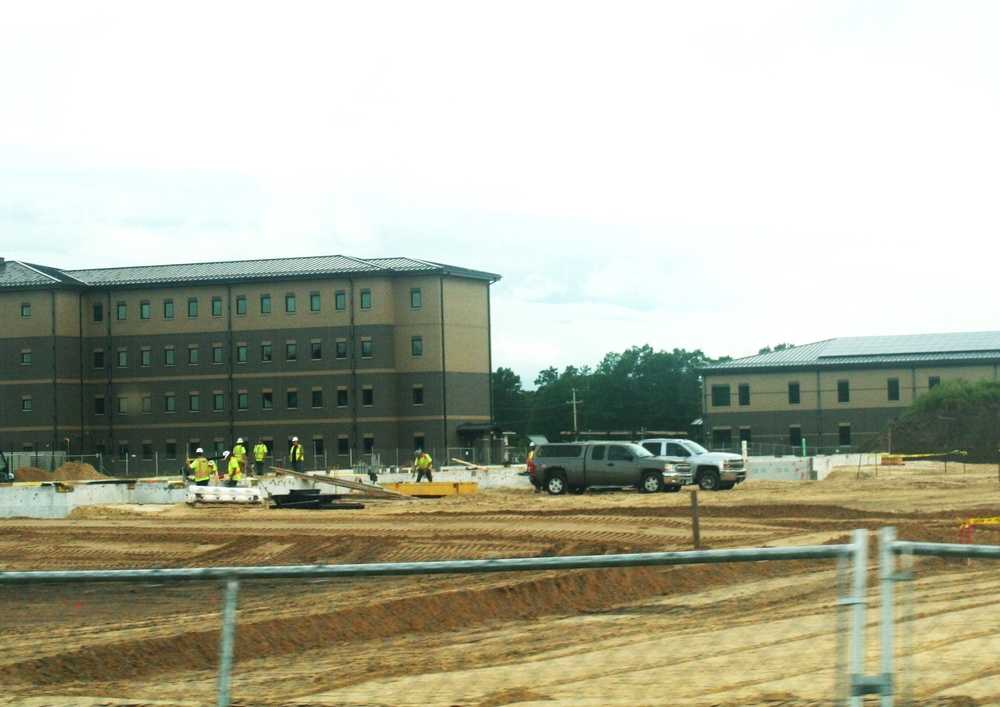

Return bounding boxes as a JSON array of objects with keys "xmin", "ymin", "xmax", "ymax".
[{"xmin": 2, "ymin": 461, "xmax": 999, "ymax": 706}]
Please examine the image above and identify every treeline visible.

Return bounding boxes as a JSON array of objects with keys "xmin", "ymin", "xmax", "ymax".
[{"xmin": 492, "ymin": 344, "xmax": 725, "ymax": 442}]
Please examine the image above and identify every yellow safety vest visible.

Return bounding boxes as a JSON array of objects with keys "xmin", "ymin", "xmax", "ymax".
[{"xmin": 189, "ymin": 457, "xmax": 211, "ymax": 481}]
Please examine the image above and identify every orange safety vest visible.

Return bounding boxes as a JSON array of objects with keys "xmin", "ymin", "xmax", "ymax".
[{"xmin": 189, "ymin": 456, "xmax": 211, "ymax": 481}]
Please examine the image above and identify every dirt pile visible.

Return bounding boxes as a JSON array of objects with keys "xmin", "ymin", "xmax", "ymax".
[{"xmin": 13, "ymin": 461, "xmax": 109, "ymax": 482}]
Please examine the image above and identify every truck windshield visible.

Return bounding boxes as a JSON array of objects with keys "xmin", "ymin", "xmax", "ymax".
[
  {"xmin": 627, "ymin": 444, "xmax": 654, "ymax": 458},
  {"xmin": 684, "ymin": 441, "xmax": 709, "ymax": 454}
]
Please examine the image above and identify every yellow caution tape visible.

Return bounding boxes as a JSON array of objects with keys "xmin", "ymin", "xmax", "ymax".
[
  {"xmin": 891, "ymin": 450, "xmax": 967, "ymax": 460},
  {"xmin": 958, "ymin": 517, "xmax": 1000, "ymax": 529}
]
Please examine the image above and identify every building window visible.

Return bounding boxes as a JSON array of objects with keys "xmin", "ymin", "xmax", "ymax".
[
  {"xmin": 362, "ymin": 386, "xmax": 374, "ymax": 407},
  {"xmin": 286, "ymin": 390, "xmax": 298, "ymax": 409},
  {"xmin": 412, "ymin": 386, "xmax": 424, "ymax": 405},
  {"xmin": 311, "ymin": 389, "xmax": 323, "ymax": 408},
  {"xmin": 411, "ymin": 336, "xmax": 423, "ymax": 357},
  {"xmin": 285, "ymin": 293, "xmax": 296, "ymax": 313},
  {"xmin": 187, "ymin": 298, "xmax": 198, "ymax": 318},
  {"xmin": 21, "ymin": 350, "xmax": 31, "ymax": 365},
  {"xmin": 361, "ymin": 339, "xmax": 373, "ymax": 358},
  {"xmin": 837, "ymin": 380, "xmax": 850, "ymax": 403},
  {"xmin": 118, "ymin": 443, "xmax": 129, "ymax": 462},
  {"xmin": 739, "ymin": 428, "xmax": 752, "ymax": 446},
  {"xmin": 839, "ymin": 424, "xmax": 852, "ymax": 447},
  {"xmin": 338, "ymin": 436, "xmax": 349, "ymax": 455},
  {"xmin": 236, "ymin": 295, "xmax": 247, "ymax": 315},
  {"xmin": 310, "ymin": 292, "xmax": 320, "ymax": 312},
  {"xmin": 117, "ymin": 350, "xmax": 128, "ymax": 368},
  {"xmin": 337, "ymin": 388, "xmax": 348, "ymax": 407},
  {"xmin": 93, "ymin": 303, "xmax": 104, "ymax": 322},
  {"xmin": 788, "ymin": 382, "xmax": 800, "ymax": 405},
  {"xmin": 20, "ymin": 302, "xmax": 30, "ymax": 317},
  {"xmin": 929, "ymin": 376, "xmax": 941, "ymax": 389},
  {"xmin": 887, "ymin": 378, "xmax": 900, "ymax": 401},
  {"xmin": 411, "ymin": 288, "xmax": 422, "ymax": 308},
  {"xmin": 260, "ymin": 294, "xmax": 271, "ymax": 314},
  {"xmin": 141, "ymin": 348, "xmax": 151, "ymax": 367},
  {"xmin": 238, "ymin": 392, "xmax": 249, "ymax": 410},
  {"xmin": 738, "ymin": 384, "xmax": 750, "ymax": 406},
  {"xmin": 209, "ymin": 297, "xmax": 221, "ymax": 317},
  {"xmin": 711, "ymin": 384, "xmax": 731, "ymax": 407},
  {"xmin": 165, "ymin": 441, "xmax": 177, "ymax": 460},
  {"xmin": 94, "ymin": 350, "xmax": 105, "ymax": 368},
  {"xmin": 142, "ymin": 395, "xmax": 152, "ymax": 413},
  {"xmin": 262, "ymin": 391, "xmax": 273, "ymax": 410},
  {"xmin": 311, "ymin": 341, "xmax": 322, "ymax": 360},
  {"xmin": 188, "ymin": 346, "xmax": 199, "ymax": 365},
  {"xmin": 164, "ymin": 299, "xmax": 174, "ymax": 319},
  {"xmin": 118, "ymin": 396, "xmax": 128, "ymax": 414},
  {"xmin": 335, "ymin": 291, "xmax": 346, "ymax": 311},
  {"xmin": 363, "ymin": 436, "xmax": 375, "ymax": 454},
  {"xmin": 336, "ymin": 340, "xmax": 347, "ymax": 359},
  {"xmin": 164, "ymin": 347, "xmax": 175, "ymax": 366},
  {"xmin": 213, "ymin": 393, "xmax": 224, "ymax": 412},
  {"xmin": 142, "ymin": 443, "xmax": 153, "ymax": 461},
  {"xmin": 140, "ymin": 301, "xmax": 151, "ymax": 320},
  {"xmin": 711, "ymin": 428, "xmax": 733, "ymax": 449},
  {"xmin": 286, "ymin": 343, "xmax": 297, "ymax": 361},
  {"xmin": 261, "ymin": 344, "xmax": 272, "ymax": 362},
  {"xmin": 313, "ymin": 438, "xmax": 325, "ymax": 459},
  {"xmin": 236, "ymin": 344, "xmax": 247, "ymax": 363},
  {"xmin": 165, "ymin": 394, "xmax": 176, "ymax": 413},
  {"xmin": 95, "ymin": 396, "xmax": 106, "ymax": 415},
  {"xmin": 189, "ymin": 393, "xmax": 200, "ymax": 412},
  {"xmin": 213, "ymin": 345, "xmax": 224, "ymax": 364},
  {"xmin": 21, "ymin": 396, "xmax": 32, "ymax": 412},
  {"xmin": 360, "ymin": 289, "xmax": 372, "ymax": 309},
  {"xmin": 116, "ymin": 302, "xmax": 127, "ymax": 321},
  {"xmin": 413, "ymin": 435, "xmax": 425, "ymax": 452}
]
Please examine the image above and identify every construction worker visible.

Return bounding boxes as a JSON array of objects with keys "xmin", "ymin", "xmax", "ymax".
[
  {"xmin": 221, "ymin": 451, "xmax": 242, "ymax": 487},
  {"xmin": 290, "ymin": 436, "xmax": 305, "ymax": 473},
  {"xmin": 232, "ymin": 438, "xmax": 247, "ymax": 476},
  {"xmin": 188, "ymin": 448, "xmax": 212, "ymax": 486},
  {"xmin": 412, "ymin": 448, "xmax": 433, "ymax": 483},
  {"xmin": 252, "ymin": 437, "xmax": 268, "ymax": 476}
]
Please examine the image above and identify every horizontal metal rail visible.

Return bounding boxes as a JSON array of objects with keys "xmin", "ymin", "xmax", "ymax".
[
  {"xmin": 893, "ymin": 540, "xmax": 1000, "ymax": 560},
  {"xmin": 0, "ymin": 544, "xmax": 854, "ymax": 586}
]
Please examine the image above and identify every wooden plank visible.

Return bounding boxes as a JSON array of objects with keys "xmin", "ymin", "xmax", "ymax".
[{"xmin": 267, "ymin": 467, "xmax": 414, "ymax": 500}]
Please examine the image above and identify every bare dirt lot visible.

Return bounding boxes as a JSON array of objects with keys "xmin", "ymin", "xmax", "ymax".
[{"xmin": 2, "ymin": 461, "xmax": 999, "ymax": 706}]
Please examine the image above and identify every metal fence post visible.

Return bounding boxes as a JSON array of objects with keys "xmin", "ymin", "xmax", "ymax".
[
  {"xmin": 849, "ymin": 528, "xmax": 869, "ymax": 707},
  {"xmin": 217, "ymin": 577, "xmax": 240, "ymax": 707},
  {"xmin": 879, "ymin": 527, "xmax": 896, "ymax": 707}
]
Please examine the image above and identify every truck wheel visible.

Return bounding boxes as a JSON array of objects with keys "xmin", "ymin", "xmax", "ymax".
[
  {"xmin": 639, "ymin": 472, "xmax": 663, "ymax": 494},
  {"xmin": 698, "ymin": 469, "xmax": 721, "ymax": 491},
  {"xmin": 546, "ymin": 473, "xmax": 568, "ymax": 495}
]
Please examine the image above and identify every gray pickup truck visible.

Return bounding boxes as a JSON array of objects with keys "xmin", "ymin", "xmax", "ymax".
[{"xmin": 526, "ymin": 441, "xmax": 691, "ymax": 495}]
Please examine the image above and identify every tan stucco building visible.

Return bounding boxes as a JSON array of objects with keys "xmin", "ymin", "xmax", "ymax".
[
  {"xmin": 0, "ymin": 255, "xmax": 500, "ymax": 475},
  {"xmin": 698, "ymin": 332, "xmax": 1000, "ymax": 454}
]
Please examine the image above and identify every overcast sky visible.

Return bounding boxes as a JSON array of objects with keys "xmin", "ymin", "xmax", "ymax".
[{"xmin": 3, "ymin": 1, "xmax": 999, "ymax": 387}]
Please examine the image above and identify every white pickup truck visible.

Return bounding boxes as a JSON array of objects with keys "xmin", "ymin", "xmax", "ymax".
[{"xmin": 638, "ymin": 438, "xmax": 747, "ymax": 491}]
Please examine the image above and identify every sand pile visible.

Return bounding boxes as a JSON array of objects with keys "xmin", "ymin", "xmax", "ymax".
[{"xmin": 13, "ymin": 461, "xmax": 110, "ymax": 482}]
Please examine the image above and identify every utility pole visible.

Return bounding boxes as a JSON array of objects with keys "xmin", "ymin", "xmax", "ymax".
[{"xmin": 569, "ymin": 388, "xmax": 581, "ymax": 439}]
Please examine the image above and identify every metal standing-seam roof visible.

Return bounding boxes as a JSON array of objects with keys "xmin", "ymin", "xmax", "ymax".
[
  {"xmin": 701, "ymin": 332, "xmax": 1000, "ymax": 372},
  {"xmin": 0, "ymin": 255, "xmax": 501, "ymax": 289}
]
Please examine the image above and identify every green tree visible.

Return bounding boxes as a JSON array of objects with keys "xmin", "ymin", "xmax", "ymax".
[
  {"xmin": 492, "ymin": 367, "xmax": 530, "ymax": 437},
  {"xmin": 528, "ymin": 365, "xmax": 589, "ymax": 440}
]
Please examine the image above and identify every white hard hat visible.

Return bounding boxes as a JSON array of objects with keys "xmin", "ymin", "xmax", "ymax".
[
  {"xmin": 223, "ymin": 450, "xmax": 231, "ymax": 457},
  {"xmin": 195, "ymin": 447, "xmax": 204, "ymax": 454},
  {"xmin": 237, "ymin": 438, "xmax": 243, "ymax": 444},
  {"xmin": 292, "ymin": 436, "xmax": 299, "ymax": 442}
]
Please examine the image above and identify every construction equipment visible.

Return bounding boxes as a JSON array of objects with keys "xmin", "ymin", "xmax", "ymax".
[
  {"xmin": 268, "ymin": 466, "xmax": 414, "ymax": 500},
  {"xmin": 0, "ymin": 450, "xmax": 12, "ymax": 482}
]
